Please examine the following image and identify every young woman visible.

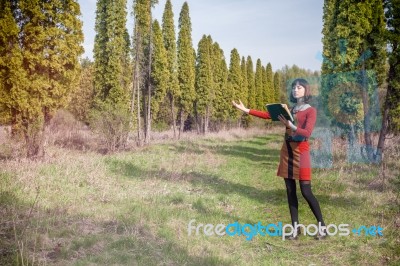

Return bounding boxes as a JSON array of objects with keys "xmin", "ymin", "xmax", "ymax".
[{"xmin": 232, "ymin": 78, "xmax": 326, "ymax": 240}]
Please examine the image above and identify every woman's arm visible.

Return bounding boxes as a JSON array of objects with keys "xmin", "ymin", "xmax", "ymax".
[
  {"xmin": 293, "ymin": 108, "xmax": 316, "ymax": 138},
  {"xmin": 232, "ymin": 100, "xmax": 271, "ymax": 119},
  {"xmin": 248, "ymin": 109, "xmax": 271, "ymax": 119}
]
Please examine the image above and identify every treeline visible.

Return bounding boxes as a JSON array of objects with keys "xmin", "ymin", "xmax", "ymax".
[
  {"xmin": 68, "ymin": 0, "xmax": 317, "ymax": 151},
  {"xmin": 1, "ymin": 0, "xmax": 399, "ymax": 159}
]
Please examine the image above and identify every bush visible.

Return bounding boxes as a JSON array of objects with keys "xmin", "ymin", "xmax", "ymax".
[
  {"xmin": 48, "ymin": 109, "xmax": 94, "ymax": 151},
  {"xmin": 89, "ymin": 103, "xmax": 130, "ymax": 153}
]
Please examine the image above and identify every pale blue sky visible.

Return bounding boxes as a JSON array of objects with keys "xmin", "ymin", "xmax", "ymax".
[{"xmin": 78, "ymin": 0, "xmax": 324, "ymax": 71}]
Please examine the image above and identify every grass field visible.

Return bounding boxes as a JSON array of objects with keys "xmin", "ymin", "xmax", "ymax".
[{"xmin": 0, "ymin": 127, "xmax": 399, "ymax": 265}]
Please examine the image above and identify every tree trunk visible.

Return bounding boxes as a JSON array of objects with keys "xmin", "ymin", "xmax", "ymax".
[
  {"xmin": 169, "ymin": 94, "xmax": 177, "ymax": 139},
  {"xmin": 179, "ymin": 110, "xmax": 183, "ymax": 139},
  {"xmin": 201, "ymin": 116, "xmax": 205, "ymax": 134},
  {"xmin": 137, "ymin": 75, "xmax": 142, "ymax": 146},
  {"xmin": 145, "ymin": 86, "xmax": 151, "ymax": 144},
  {"xmin": 10, "ymin": 108, "xmax": 20, "ymax": 138},
  {"xmin": 144, "ymin": 2, "xmax": 153, "ymax": 145},
  {"xmin": 194, "ymin": 107, "xmax": 201, "ymax": 134},
  {"xmin": 205, "ymin": 106, "xmax": 209, "ymax": 134},
  {"xmin": 375, "ymin": 52, "xmax": 399, "ymax": 163},
  {"xmin": 375, "ymin": 106, "xmax": 389, "ymax": 163},
  {"xmin": 142, "ymin": 89, "xmax": 147, "ymax": 144},
  {"xmin": 25, "ymin": 111, "xmax": 50, "ymax": 159},
  {"xmin": 361, "ymin": 70, "xmax": 374, "ymax": 162},
  {"xmin": 131, "ymin": 25, "xmax": 142, "ymax": 146}
]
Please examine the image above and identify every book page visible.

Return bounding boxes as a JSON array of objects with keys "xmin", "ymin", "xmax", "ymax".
[{"xmin": 281, "ymin": 104, "xmax": 294, "ymax": 121}]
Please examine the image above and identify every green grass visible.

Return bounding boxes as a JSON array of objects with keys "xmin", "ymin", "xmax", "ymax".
[{"xmin": 0, "ymin": 131, "xmax": 399, "ymax": 265}]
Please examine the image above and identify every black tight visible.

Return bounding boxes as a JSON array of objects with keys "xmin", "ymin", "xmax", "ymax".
[{"xmin": 284, "ymin": 178, "xmax": 325, "ymax": 227}]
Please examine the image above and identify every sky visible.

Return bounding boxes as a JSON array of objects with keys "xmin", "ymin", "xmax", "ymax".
[{"xmin": 78, "ymin": 0, "xmax": 324, "ymax": 72}]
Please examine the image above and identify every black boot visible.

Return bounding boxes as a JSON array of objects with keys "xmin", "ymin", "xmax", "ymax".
[
  {"xmin": 285, "ymin": 228, "xmax": 301, "ymax": 240},
  {"xmin": 315, "ymin": 226, "xmax": 327, "ymax": 240}
]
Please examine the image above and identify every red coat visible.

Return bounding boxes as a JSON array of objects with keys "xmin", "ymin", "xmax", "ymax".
[{"xmin": 249, "ymin": 107, "xmax": 316, "ymax": 180}]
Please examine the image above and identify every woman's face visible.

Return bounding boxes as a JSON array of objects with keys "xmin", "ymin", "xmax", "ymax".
[{"xmin": 292, "ymin": 83, "xmax": 305, "ymax": 99}]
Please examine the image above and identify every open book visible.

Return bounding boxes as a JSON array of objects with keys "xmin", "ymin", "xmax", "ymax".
[{"xmin": 265, "ymin": 103, "xmax": 294, "ymax": 122}]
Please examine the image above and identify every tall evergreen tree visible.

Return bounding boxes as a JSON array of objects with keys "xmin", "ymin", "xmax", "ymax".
[
  {"xmin": 150, "ymin": 20, "xmax": 168, "ymax": 121},
  {"xmin": 177, "ymin": 1, "xmax": 195, "ymax": 136},
  {"xmin": 265, "ymin": 63, "xmax": 274, "ymax": 103},
  {"xmin": 262, "ymin": 65, "xmax": 267, "ymax": 106},
  {"xmin": 132, "ymin": 0, "xmax": 157, "ymax": 144},
  {"xmin": 376, "ymin": 0, "xmax": 400, "ymax": 160},
  {"xmin": 0, "ymin": 0, "xmax": 83, "ymax": 157},
  {"xmin": 211, "ymin": 42, "xmax": 229, "ymax": 128},
  {"xmin": 246, "ymin": 56, "xmax": 256, "ymax": 109},
  {"xmin": 93, "ymin": 0, "xmax": 131, "ymax": 150},
  {"xmin": 240, "ymin": 56, "xmax": 249, "ymax": 107},
  {"xmin": 254, "ymin": 59, "xmax": 264, "ymax": 110},
  {"xmin": 227, "ymin": 48, "xmax": 242, "ymax": 122},
  {"xmin": 0, "ymin": 0, "xmax": 22, "ymax": 126},
  {"xmin": 321, "ymin": 0, "xmax": 387, "ymax": 161},
  {"xmin": 195, "ymin": 35, "xmax": 213, "ymax": 134},
  {"xmin": 94, "ymin": 0, "xmax": 129, "ymax": 104},
  {"xmin": 274, "ymin": 72, "xmax": 281, "ymax": 104},
  {"xmin": 240, "ymin": 56, "xmax": 250, "ymax": 127},
  {"xmin": 68, "ymin": 58, "xmax": 95, "ymax": 123},
  {"xmin": 162, "ymin": 0, "xmax": 179, "ymax": 138}
]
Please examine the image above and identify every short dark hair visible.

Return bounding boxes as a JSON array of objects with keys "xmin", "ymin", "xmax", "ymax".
[{"xmin": 289, "ymin": 78, "xmax": 312, "ymax": 103}]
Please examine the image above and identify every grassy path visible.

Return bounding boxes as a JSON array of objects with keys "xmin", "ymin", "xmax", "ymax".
[{"xmin": 0, "ymin": 132, "xmax": 398, "ymax": 265}]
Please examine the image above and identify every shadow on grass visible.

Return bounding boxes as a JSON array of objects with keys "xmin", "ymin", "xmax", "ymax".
[
  {"xmin": 245, "ymin": 135, "xmax": 283, "ymax": 146},
  {"xmin": 0, "ymin": 190, "xmax": 20, "ymax": 265},
  {"xmin": 211, "ymin": 144, "xmax": 280, "ymax": 163},
  {"xmin": 169, "ymin": 136, "xmax": 281, "ymax": 163},
  {"xmin": 106, "ymin": 159, "xmax": 284, "ymax": 206},
  {"xmin": 106, "ymin": 159, "xmax": 368, "ymax": 212},
  {"xmin": 0, "ymin": 190, "xmax": 233, "ymax": 265}
]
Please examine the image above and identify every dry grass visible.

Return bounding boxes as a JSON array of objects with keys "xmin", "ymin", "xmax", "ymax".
[
  {"xmin": 46, "ymin": 110, "xmax": 285, "ymax": 154},
  {"xmin": 0, "ymin": 124, "xmax": 285, "ymax": 265},
  {"xmin": 0, "ymin": 114, "xmax": 399, "ymax": 265}
]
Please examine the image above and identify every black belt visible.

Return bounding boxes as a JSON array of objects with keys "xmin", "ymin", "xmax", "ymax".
[{"xmin": 285, "ymin": 135, "xmax": 308, "ymax": 142}]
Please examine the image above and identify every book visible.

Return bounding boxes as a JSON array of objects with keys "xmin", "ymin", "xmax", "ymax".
[{"xmin": 265, "ymin": 103, "xmax": 294, "ymax": 122}]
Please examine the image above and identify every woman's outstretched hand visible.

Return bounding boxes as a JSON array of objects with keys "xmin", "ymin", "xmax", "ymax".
[{"xmin": 232, "ymin": 100, "xmax": 250, "ymax": 114}]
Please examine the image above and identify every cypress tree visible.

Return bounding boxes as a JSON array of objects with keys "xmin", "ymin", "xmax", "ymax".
[
  {"xmin": 151, "ymin": 20, "xmax": 168, "ymax": 121},
  {"xmin": 262, "ymin": 65, "xmax": 267, "ymax": 106},
  {"xmin": 254, "ymin": 59, "xmax": 263, "ymax": 110},
  {"xmin": 93, "ymin": 0, "xmax": 130, "ymax": 150},
  {"xmin": 240, "ymin": 56, "xmax": 250, "ymax": 127},
  {"xmin": 0, "ymin": 0, "xmax": 22, "ymax": 127},
  {"xmin": 376, "ymin": 0, "xmax": 400, "ymax": 160},
  {"xmin": 0, "ymin": 0, "xmax": 83, "ymax": 157},
  {"xmin": 274, "ymin": 72, "xmax": 281, "ymax": 104},
  {"xmin": 266, "ymin": 63, "xmax": 274, "ymax": 103},
  {"xmin": 227, "ymin": 48, "xmax": 242, "ymax": 122},
  {"xmin": 132, "ymin": 0, "xmax": 157, "ymax": 144},
  {"xmin": 246, "ymin": 56, "xmax": 256, "ymax": 109},
  {"xmin": 321, "ymin": 0, "xmax": 387, "ymax": 161},
  {"xmin": 240, "ymin": 56, "xmax": 249, "ymax": 107},
  {"xmin": 195, "ymin": 35, "xmax": 213, "ymax": 134},
  {"xmin": 177, "ymin": 1, "xmax": 195, "ymax": 136},
  {"xmin": 162, "ymin": 0, "xmax": 179, "ymax": 137},
  {"xmin": 68, "ymin": 58, "xmax": 95, "ymax": 123},
  {"xmin": 210, "ymin": 42, "xmax": 229, "ymax": 128},
  {"xmin": 384, "ymin": 0, "xmax": 400, "ymax": 132},
  {"xmin": 94, "ymin": 0, "xmax": 129, "ymax": 103}
]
